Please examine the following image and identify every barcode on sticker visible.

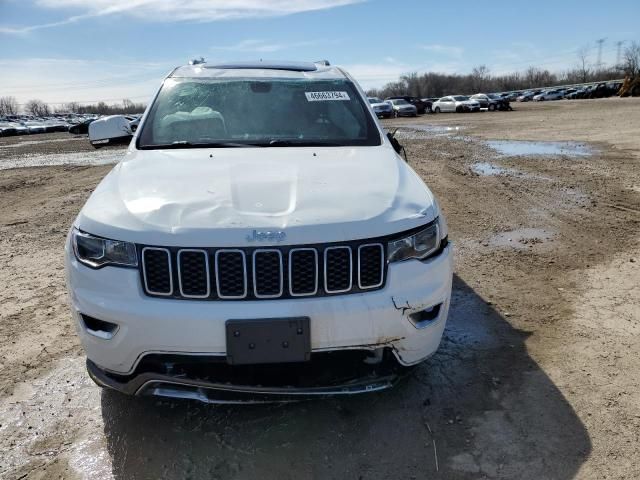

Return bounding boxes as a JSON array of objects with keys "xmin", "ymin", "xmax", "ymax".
[{"xmin": 305, "ymin": 91, "xmax": 350, "ymax": 101}]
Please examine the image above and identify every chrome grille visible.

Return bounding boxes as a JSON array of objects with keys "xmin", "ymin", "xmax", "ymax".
[{"xmin": 140, "ymin": 242, "xmax": 385, "ymax": 300}]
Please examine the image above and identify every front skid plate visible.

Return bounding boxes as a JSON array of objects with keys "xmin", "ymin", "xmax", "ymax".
[{"xmin": 87, "ymin": 359, "xmax": 408, "ymax": 404}]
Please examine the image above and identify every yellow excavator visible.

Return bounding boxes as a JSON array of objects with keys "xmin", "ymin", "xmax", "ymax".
[{"xmin": 618, "ymin": 75, "xmax": 640, "ymax": 97}]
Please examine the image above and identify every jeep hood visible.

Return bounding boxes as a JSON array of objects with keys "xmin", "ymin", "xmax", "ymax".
[{"xmin": 77, "ymin": 146, "xmax": 437, "ymax": 246}]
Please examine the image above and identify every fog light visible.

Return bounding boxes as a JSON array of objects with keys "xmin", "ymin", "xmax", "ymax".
[
  {"xmin": 408, "ymin": 303, "xmax": 442, "ymax": 328},
  {"xmin": 81, "ymin": 314, "xmax": 118, "ymax": 340}
]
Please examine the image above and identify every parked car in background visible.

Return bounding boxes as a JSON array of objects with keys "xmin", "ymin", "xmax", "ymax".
[
  {"xmin": 0, "ymin": 121, "xmax": 29, "ymax": 136},
  {"xmin": 0, "ymin": 122, "xmax": 18, "ymax": 136},
  {"xmin": 516, "ymin": 91, "xmax": 541, "ymax": 102},
  {"xmin": 44, "ymin": 118, "xmax": 69, "ymax": 133},
  {"xmin": 432, "ymin": 95, "xmax": 480, "ymax": 113},
  {"xmin": 385, "ymin": 96, "xmax": 427, "ymax": 114},
  {"xmin": 501, "ymin": 92, "xmax": 519, "ymax": 102},
  {"xmin": 533, "ymin": 89, "xmax": 565, "ymax": 101},
  {"xmin": 68, "ymin": 118, "xmax": 96, "ymax": 134},
  {"xmin": 367, "ymin": 97, "xmax": 394, "ymax": 118},
  {"xmin": 565, "ymin": 88, "xmax": 586, "ymax": 99},
  {"xmin": 469, "ymin": 93, "xmax": 501, "ymax": 111},
  {"xmin": 21, "ymin": 120, "xmax": 47, "ymax": 134},
  {"xmin": 387, "ymin": 98, "xmax": 418, "ymax": 117},
  {"xmin": 421, "ymin": 98, "xmax": 439, "ymax": 113}
]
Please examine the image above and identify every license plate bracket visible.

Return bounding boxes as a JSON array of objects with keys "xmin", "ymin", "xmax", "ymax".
[{"xmin": 225, "ymin": 317, "xmax": 311, "ymax": 365}]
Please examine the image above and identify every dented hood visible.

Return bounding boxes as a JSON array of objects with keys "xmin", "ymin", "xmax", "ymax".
[{"xmin": 76, "ymin": 145, "xmax": 436, "ymax": 246}]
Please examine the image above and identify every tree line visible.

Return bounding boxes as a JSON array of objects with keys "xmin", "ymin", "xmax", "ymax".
[
  {"xmin": 0, "ymin": 97, "xmax": 146, "ymax": 117},
  {"xmin": 367, "ymin": 41, "xmax": 640, "ymax": 99}
]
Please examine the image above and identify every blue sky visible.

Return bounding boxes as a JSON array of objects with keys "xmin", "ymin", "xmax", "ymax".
[{"xmin": 0, "ymin": 0, "xmax": 638, "ymax": 106}]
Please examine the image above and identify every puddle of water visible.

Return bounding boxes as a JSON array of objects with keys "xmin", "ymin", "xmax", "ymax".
[
  {"xmin": 395, "ymin": 124, "xmax": 465, "ymax": 139},
  {"xmin": 472, "ymin": 162, "xmax": 511, "ymax": 176},
  {"xmin": 471, "ymin": 162, "xmax": 552, "ymax": 181},
  {"xmin": 488, "ymin": 228, "xmax": 555, "ymax": 250},
  {"xmin": 0, "ymin": 149, "xmax": 125, "ymax": 170},
  {"xmin": 486, "ymin": 140, "xmax": 592, "ymax": 157}
]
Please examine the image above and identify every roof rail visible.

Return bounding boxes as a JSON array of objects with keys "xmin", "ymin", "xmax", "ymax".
[
  {"xmin": 189, "ymin": 57, "xmax": 206, "ymax": 65},
  {"xmin": 314, "ymin": 59, "xmax": 331, "ymax": 66}
]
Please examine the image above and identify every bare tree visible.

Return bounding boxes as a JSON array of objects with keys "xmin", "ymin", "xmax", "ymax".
[
  {"xmin": 622, "ymin": 41, "xmax": 640, "ymax": 77},
  {"xmin": 24, "ymin": 99, "xmax": 50, "ymax": 116},
  {"xmin": 62, "ymin": 101, "xmax": 81, "ymax": 113},
  {"xmin": 576, "ymin": 46, "xmax": 591, "ymax": 83},
  {"xmin": 471, "ymin": 65, "xmax": 490, "ymax": 92},
  {"xmin": 0, "ymin": 96, "xmax": 19, "ymax": 116}
]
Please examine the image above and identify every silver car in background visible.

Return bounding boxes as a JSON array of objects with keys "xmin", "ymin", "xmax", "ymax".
[
  {"xmin": 387, "ymin": 99, "xmax": 417, "ymax": 117},
  {"xmin": 367, "ymin": 97, "xmax": 394, "ymax": 118},
  {"xmin": 432, "ymin": 96, "xmax": 480, "ymax": 113}
]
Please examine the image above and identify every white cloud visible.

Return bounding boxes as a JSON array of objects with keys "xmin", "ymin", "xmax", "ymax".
[
  {"xmin": 1, "ymin": 0, "xmax": 365, "ymax": 34},
  {"xmin": 210, "ymin": 39, "xmax": 322, "ymax": 53},
  {"xmin": 419, "ymin": 44, "xmax": 464, "ymax": 58}
]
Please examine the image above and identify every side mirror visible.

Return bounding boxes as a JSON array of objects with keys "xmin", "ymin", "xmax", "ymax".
[
  {"xmin": 387, "ymin": 131, "xmax": 408, "ymax": 162},
  {"xmin": 387, "ymin": 131, "xmax": 402, "ymax": 153}
]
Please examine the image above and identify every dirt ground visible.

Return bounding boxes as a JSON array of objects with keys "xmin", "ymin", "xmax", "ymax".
[{"xmin": 0, "ymin": 98, "xmax": 639, "ymax": 479}]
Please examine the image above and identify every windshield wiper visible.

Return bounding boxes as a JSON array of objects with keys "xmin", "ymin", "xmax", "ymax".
[
  {"xmin": 140, "ymin": 141, "xmax": 262, "ymax": 149},
  {"xmin": 265, "ymin": 139, "xmax": 342, "ymax": 147}
]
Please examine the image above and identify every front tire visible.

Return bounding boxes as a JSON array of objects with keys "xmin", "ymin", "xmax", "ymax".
[
  {"xmin": 488, "ymin": 104, "xmax": 496, "ymax": 111},
  {"xmin": 434, "ymin": 107, "xmax": 441, "ymax": 113}
]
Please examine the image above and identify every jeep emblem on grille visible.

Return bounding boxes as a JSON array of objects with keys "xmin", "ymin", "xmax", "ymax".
[{"xmin": 246, "ymin": 230, "xmax": 286, "ymax": 242}]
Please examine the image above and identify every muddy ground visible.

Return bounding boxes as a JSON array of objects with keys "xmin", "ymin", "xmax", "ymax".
[{"xmin": 0, "ymin": 98, "xmax": 639, "ymax": 479}]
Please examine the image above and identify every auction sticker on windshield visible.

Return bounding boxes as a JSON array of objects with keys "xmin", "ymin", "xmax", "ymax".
[{"xmin": 305, "ymin": 91, "xmax": 351, "ymax": 101}]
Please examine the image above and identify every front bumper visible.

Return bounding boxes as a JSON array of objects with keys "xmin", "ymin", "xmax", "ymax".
[
  {"xmin": 66, "ymin": 238, "xmax": 453, "ymax": 380},
  {"xmin": 86, "ymin": 348, "xmax": 411, "ymax": 402},
  {"xmin": 396, "ymin": 109, "xmax": 417, "ymax": 117}
]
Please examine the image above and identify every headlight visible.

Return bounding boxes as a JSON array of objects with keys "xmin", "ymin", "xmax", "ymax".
[
  {"xmin": 387, "ymin": 219, "xmax": 445, "ymax": 263},
  {"xmin": 72, "ymin": 229, "xmax": 138, "ymax": 268}
]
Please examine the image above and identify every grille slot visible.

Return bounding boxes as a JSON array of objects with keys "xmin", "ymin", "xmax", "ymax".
[
  {"xmin": 324, "ymin": 246, "xmax": 353, "ymax": 293},
  {"xmin": 289, "ymin": 248, "xmax": 318, "ymax": 296},
  {"xmin": 215, "ymin": 250, "xmax": 247, "ymax": 299},
  {"xmin": 253, "ymin": 250, "xmax": 283, "ymax": 298},
  {"xmin": 358, "ymin": 244, "xmax": 384, "ymax": 289},
  {"xmin": 177, "ymin": 250, "xmax": 210, "ymax": 298},
  {"xmin": 142, "ymin": 247, "xmax": 172, "ymax": 295}
]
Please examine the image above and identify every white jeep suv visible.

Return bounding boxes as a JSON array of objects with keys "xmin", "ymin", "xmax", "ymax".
[{"xmin": 65, "ymin": 60, "xmax": 453, "ymax": 403}]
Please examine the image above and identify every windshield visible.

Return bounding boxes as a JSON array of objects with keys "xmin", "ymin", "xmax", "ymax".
[
  {"xmin": 453, "ymin": 95, "xmax": 468, "ymax": 101},
  {"xmin": 138, "ymin": 77, "xmax": 381, "ymax": 148},
  {"xmin": 392, "ymin": 99, "xmax": 409, "ymax": 105},
  {"xmin": 368, "ymin": 97, "xmax": 382, "ymax": 103}
]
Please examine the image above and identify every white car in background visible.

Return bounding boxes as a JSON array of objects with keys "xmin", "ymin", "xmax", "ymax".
[
  {"xmin": 533, "ymin": 90, "xmax": 565, "ymax": 101},
  {"xmin": 65, "ymin": 59, "xmax": 453, "ymax": 403},
  {"xmin": 432, "ymin": 95, "xmax": 480, "ymax": 113}
]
